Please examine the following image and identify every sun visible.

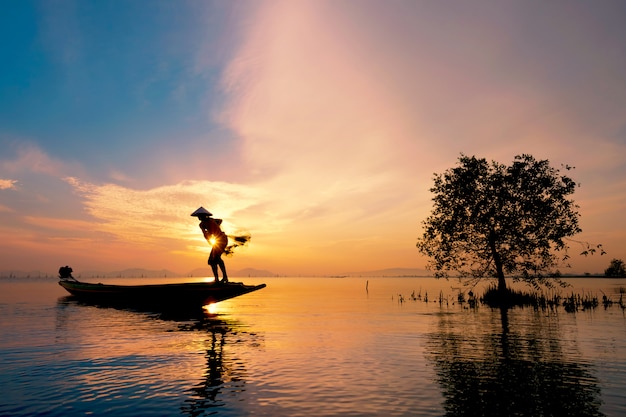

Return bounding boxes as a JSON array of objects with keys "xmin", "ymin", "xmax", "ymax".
[
  {"xmin": 209, "ymin": 236, "xmax": 217, "ymax": 246},
  {"xmin": 203, "ymin": 303, "xmax": 219, "ymax": 314}
]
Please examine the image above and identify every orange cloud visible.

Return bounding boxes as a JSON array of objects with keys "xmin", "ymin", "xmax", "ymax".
[
  {"xmin": 210, "ymin": 1, "xmax": 626, "ymax": 274},
  {"xmin": 64, "ymin": 176, "xmax": 269, "ymax": 244},
  {"xmin": 22, "ymin": 216, "xmax": 99, "ymax": 232},
  {"xmin": 0, "ymin": 179, "xmax": 17, "ymax": 190}
]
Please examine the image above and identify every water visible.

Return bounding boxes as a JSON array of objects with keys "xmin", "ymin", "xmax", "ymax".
[{"xmin": 0, "ymin": 276, "xmax": 625, "ymax": 416}]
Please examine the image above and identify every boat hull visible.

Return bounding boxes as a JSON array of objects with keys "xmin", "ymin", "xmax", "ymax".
[{"xmin": 59, "ymin": 279, "xmax": 266, "ymax": 309}]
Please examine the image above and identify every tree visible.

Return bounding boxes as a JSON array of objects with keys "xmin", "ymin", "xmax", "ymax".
[
  {"xmin": 416, "ymin": 154, "xmax": 600, "ymax": 294},
  {"xmin": 604, "ymin": 259, "xmax": 626, "ymax": 277}
]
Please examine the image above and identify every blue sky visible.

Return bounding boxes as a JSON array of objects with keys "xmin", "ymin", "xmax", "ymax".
[
  {"xmin": 1, "ymin": 0, "xmax": 625, "ymax": 276},
  {"xmin": 1, "ymin": 1, "xmax": 235, "ymax": 180}
]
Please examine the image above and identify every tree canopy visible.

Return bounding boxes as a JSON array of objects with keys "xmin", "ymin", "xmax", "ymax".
[
  {"xmin": 416, "ymin": 154, "xmax": 600, "ymax": 292},
  {"xmin": 604, "ymin": 259, "xmax": 626, "ymax": 278}
]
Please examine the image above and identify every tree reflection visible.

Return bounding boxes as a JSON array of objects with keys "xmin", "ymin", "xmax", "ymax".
[{"xmin": 427, "ymin": 307, "xmax": 604, "ymax": 417}]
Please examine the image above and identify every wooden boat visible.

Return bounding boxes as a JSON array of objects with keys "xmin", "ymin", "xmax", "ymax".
[{"xmin": 58, "ymin": 278, "xmax": 266, "ymax": 309}]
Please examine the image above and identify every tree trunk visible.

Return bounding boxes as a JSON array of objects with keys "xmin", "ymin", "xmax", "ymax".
[
  {"xmin": 489, "ymin": 231, "xmax": 507, "ymax": 295},
  {"xmin": 497, "ymin": 273, "xmax": 506, "ymax": 294}
]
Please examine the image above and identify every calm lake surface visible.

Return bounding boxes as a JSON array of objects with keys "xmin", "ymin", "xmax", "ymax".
[{"xmin": 0, "ymin": 276, "xmax": 624, "ymax": 416}]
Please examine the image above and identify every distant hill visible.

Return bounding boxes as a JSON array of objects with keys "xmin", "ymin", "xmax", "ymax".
[
  {"xmin": 343, "ymin": 267, "xmax": 433, "ymax": 277},
  {"xmin": 187, "ymin": 267, "xmax": 276, "ymax": 278},
  {"xmin": 78, "ymin": 268, "xmax": 180, "ymax": 278},
  {"xmin": 78, "ymin": 267, "xmax": 276, "ymax": 279},
  {"xmin": 0, "ymin": 270, "xmax": 55, "ymax": 279},
  {"xmin": 186, "ymin": 268, "xmax": 213, "ymax": 278},
  {"xmin": 0, "ymin": 267, "xmax": 607, "ymax": 279},
  {"xmin": 233, "ymin": 268, "xmax": 277, "ymax": 277},
  {"xmin": 0, "ymin": 266, "xmax": 277, "ymax": 279},
  {"xmin": 0, "ymin": 267, "xmax": 180, "ymax": 279}
]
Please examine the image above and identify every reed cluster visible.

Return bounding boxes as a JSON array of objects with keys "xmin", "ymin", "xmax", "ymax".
[{"xmin": 395, "ymin": 284, "xmax": 626, "ymax": 313}]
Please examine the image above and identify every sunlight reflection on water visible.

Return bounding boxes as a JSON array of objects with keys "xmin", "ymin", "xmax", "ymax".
[{"xmin": 0, "ymin": 277, "xmax": 624, "ymax": 416}]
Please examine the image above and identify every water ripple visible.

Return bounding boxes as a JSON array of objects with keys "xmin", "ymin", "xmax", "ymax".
[{"xmin": 1, "ymin": 277, "xmax": 625, "ymax": 416}]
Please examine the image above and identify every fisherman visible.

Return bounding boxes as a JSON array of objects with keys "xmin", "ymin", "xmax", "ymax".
[
  {"xmin": 58, "ymin": 265, "xmax": 74, "ymax": 280},
  {"xmin": 191, "ymin": 207, "xmax": 229, "ymax": 283}
]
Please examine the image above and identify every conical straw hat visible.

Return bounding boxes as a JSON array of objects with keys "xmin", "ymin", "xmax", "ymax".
[{"xmin": 191, "ymin": 207, "xmax": 212, "ymax": 217}]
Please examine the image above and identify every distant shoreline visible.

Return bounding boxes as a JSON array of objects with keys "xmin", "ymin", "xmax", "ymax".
[{"xmin": 0, "ymin": 273, "xmax": 617, "ymax": 280}]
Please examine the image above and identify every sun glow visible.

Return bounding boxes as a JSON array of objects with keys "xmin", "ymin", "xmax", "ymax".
[
  {"xmin": 204, "ymin": 303, "xmax": 219, "ymax": 314},
  {"xmin": 209, "ymin": 237, "xmax": 216, "ymax": 246}
]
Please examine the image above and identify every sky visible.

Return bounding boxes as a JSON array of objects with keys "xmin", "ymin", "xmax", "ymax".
[{"xmin": 1, "ymin": 0, "xmax": 625, "ymax": 276}]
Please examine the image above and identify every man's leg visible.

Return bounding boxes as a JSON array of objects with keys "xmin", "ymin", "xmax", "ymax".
[
  {"xmin": 208, "ymin": 255, "xmax": 219, "ymax": 282},
  {"xmin": 218, "ymin": 258, "xmax": 228, "ymax": 282}
]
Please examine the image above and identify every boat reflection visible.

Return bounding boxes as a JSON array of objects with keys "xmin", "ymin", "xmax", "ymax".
[
  {"xmin": 56, "ymin": 296, "xmax": 263, "ymax": 416},
  {"xmin": 426, "ymin": 307, "xmax": 604, "ymax": 417},
  {"xmin": 57, "ymin": 294, "xmax": 214, "ymax": 321}
]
